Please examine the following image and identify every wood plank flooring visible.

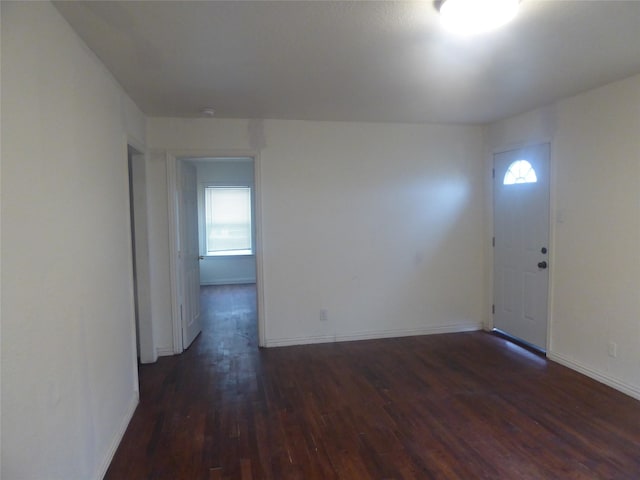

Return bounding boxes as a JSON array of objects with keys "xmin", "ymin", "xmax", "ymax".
[{"xmin": 106, "ymin": 284, "xmax": 640, "ymax": 479}]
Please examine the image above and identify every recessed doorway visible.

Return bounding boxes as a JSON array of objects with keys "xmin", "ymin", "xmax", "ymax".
[{"xmin": 167, "ymin": 154, "xmax": 264, "ymax": 354}]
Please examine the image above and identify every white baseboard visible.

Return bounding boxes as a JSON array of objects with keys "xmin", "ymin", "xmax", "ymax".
[
  {"xmin": 95, "ymin": 393, "xmax": 139, "ymax": 480},
  {"xmin": 547, "ymin": 351, "xmax": 640, "ymax": 401},
  {"xmin": 265, "ymin": 322, "xmax": 482, "ymax": 348},
  {"xmin": 156, "ymin": 346, "xmax": 175, "ymax": 357}
]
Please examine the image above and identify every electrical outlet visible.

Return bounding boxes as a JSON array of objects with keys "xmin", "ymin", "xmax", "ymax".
[
  {"xmin": 320, "ymin": 309, "xmax": 328, "ymax": 322},
  {"xmin": 608, "ymin": 341, "xmax": 617, "ymax": 358}
]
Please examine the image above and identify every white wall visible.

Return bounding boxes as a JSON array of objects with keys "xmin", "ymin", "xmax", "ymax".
[
  {"xmin": 487, "ymin": 74, "xmax": 640, "ymax": 399},
  {"xmin": 148, "ymin": 117, "xmax": 485, "ymax": 348},
  {"xmin": 1, "ymin": 2, "xmax": 144, "ymax": 478},
  {"xmin": 195, "ymin": 160, "xmax": 257, "ymax": 286}
]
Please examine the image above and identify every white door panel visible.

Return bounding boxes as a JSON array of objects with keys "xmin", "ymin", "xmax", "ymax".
[
  {"xmin": 180, "ymin": 161, "xmax": 201, "ymax": 349},
  {"xmin": 494, "ymin": 144, "xmax": 550, "ymax": 350}
]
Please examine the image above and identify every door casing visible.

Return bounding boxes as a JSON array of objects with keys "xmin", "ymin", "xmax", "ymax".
[{"xmin": 166, "ymin": 150, "xmax": 266, "ymax": 353}]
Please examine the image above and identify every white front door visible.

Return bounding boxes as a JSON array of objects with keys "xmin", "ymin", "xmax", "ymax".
[
  {"xmin": 180, "ymin": 161, "xmax": 202, "ymax": 349},
  {"xmin": 493, "ymin": 143, "xmax": 550, "ymax": 350}
]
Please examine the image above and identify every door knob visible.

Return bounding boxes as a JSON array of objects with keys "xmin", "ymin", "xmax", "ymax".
[
  {"xmin": 537, "ymin": 261, "xmax": 547, "ymax": 269},
  {"xmin": 198, "ymin": 256, "xmax": 204, "ymax": 260}
]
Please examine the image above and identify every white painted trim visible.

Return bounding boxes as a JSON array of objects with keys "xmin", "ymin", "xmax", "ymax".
[
  {"xmin": 164, "ymin": 148, "xmax": 257, "ymax": 159},
  {"xmin": 546, "ymin": 138, "xmax": 558, "ymax": 353},
  {"xmin": 252, "ymin": 150, "xmax": 267, "ymax": 348},
  {"xmin": 548, "ymin": 352, "xmax": 640, "ymax": 401},
  {"xmin": 265, "ymin": 322, "xmax": 482, "ymax": 348},
  {"xmin": 167, "ymin": 150, "xmax": 267, "ymax": 349},
  {"xmin": 166, "ymin": 152, "xmax": 184, "ymax": 354},
  {"xmin": 122, "ymin": 138, "xmax": 141, "ymax": 397},
  {"xmin": 129, "ymin": 148, "xmax": 157, "ymax": 364},
  {"xmin": 201, "ymin": 254, "xmax": 256, "ymax": 259},
  {"xmin": 156, "ymin": 346, "xmax": 175, "ymax": 357},
  {"xmin": 483, "ymin": 142, "xmax": 495, "ymax": 331},
  {"xmin": 93, "ymin": 393, "xmax": 139, "ymax": 480},
  {"xmin": 491, "ymin": 137, "xmax": 554, "ymax": 156},
  {"xmin": 126, "ymin": 133, "xmax": 146, "ymax": 157},
  {"xmin": 201, "ymin": 279, "xmax": 256, "ymax": 286}
]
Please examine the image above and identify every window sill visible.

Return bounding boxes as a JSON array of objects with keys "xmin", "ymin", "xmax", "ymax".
[{"xmin": 204, "ymin": 252, "xmax": 254, "ymax": 258}]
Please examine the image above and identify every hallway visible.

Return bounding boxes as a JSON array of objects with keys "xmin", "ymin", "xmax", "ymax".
[{"xmin": 106, "ymin": 284, "xmax": 260, "ymax": 479}]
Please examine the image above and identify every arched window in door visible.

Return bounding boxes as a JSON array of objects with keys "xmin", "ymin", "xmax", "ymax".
[{"xmin": 503, "ymin": 159, "xmax": 537, "ymax": 185}]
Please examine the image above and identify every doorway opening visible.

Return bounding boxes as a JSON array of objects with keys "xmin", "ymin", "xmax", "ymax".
[{"xmin": 168, "ymin": 154, "xmax": 263, "ymax": 354}]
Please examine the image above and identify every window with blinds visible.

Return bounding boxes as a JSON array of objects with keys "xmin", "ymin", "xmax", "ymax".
[{"xmin": 205, "ymin": 186, "xmax": 252, "ymax": 256}]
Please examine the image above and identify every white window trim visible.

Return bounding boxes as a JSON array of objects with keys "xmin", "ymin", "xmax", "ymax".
[{"xmin": 201, "ymin": 184, "xmax": 255, "ymax": 257}]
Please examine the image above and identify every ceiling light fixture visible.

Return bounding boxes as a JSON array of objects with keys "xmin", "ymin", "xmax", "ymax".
[
  {"xmin": 436, "ymin": 0, "xmax": 519, "ymax": 35},
  {"xmin": 200, "ymin": 108, "xmax": 215, "ymax": 118}
]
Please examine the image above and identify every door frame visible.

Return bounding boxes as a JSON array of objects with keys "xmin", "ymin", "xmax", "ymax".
[
  {"xmin": 127, "ymin": 143, "xmax": 157, "ymax": 364},
  {"xmin": 166, "ymin": 149, "xmax": 266, "ymax": 352},
  {"xmin": 488, "ymin": 139, "xmax": 556, "ymax": 352}
]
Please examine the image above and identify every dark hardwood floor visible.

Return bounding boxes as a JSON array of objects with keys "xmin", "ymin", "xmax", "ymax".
[{"xmin": 106, "ymin": 284, "xmax": 640, "ymax": 479}]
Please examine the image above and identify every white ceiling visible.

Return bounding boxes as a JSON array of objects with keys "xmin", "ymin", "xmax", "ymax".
[{"xmin": 54, "ymin": 1, "xmax": 640, "ymax": 125}]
